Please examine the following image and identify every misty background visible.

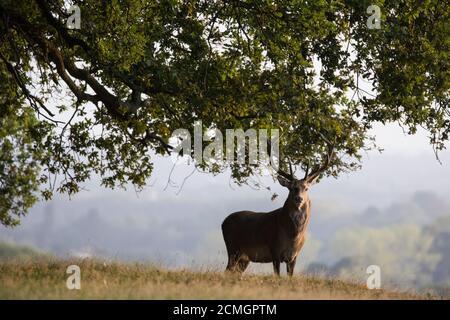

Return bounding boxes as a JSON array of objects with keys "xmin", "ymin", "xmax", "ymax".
[{"xmin": 1, "ymin": 123, "xmax": 449, "ymax": 294}]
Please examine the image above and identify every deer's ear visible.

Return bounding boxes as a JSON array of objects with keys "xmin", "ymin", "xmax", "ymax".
[{"xmin": 277, "ymin": 176, "xmax": 291, "ymax": 188}]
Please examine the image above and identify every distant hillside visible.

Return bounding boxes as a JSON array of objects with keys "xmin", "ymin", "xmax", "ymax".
[
  {"xmin": 0, "ymin": 241, "xmax": 48, "ymax": 260},
  {"xmin": 0, "ymin": 260, "xmax": 437, "ymax": 299}
]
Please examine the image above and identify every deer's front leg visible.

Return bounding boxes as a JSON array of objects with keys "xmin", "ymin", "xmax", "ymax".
[
  {"xmin": 287, "ymin": 256, "xmax": 297, "ymax": 277},
  {"xmin": 272, "ymin": 259, "xmax": 281, "ymax": 276}
]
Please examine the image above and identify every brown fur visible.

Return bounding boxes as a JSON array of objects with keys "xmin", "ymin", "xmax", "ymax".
[{"xmin": 222, "ymin": 179, "xmax": 312, "ymax": 276}]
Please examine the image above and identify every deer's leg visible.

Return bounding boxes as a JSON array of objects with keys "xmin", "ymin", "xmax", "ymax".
[
  {"xmin": 272, "ymin": 259, "xmax": 281, "ymax": 276},
  {"xmin": 287, "ymin": 256, "xmax": 297, "ymax": 277},
  {"xmin": 287, "ymin": 238, "xmax": 305, "ymax": 276},
  {"xmin": 226, "ymin": 253, "xmax": 240, "ymax": 272},
  {"xmin": 237, "ymin": 259, "xmax": 250, "ymax": 273}
]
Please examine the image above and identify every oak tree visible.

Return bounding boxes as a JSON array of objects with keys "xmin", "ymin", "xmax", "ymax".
[{"xmin": 0, "ymin": 0, "xmax": 448, "ymax": 226}]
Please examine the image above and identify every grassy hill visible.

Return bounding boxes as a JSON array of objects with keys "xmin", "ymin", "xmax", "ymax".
[
  {"xmin": 0, "ymin": 260, "xmax": 436, "ymax": 299},
  {"xmin": 0, "ymin": 242, "xmax": 48, "ymax": 260}
]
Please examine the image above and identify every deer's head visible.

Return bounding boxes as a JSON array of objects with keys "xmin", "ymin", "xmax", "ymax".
[
  {"xmin": 277, "ymin": 145, "xmax": 334, "ymax": 209},
  {"xmin": 277, "ymin": 176, "xmax": 311, "ymax": 208}
]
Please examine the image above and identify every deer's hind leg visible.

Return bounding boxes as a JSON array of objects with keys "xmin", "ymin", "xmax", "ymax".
[
  {"xmin": 226, "ymin": 254, "xmax": 250, "ymax": 274},
  {"xmin": 237, "ymin": 259, "xmax": 250, "ymax": 273},
  {"xmin": 225, "ymin": 253, "xmax": 240, "ymax": 272}
]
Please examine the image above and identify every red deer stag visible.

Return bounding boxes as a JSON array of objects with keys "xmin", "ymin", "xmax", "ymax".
[{"xmin": 221, "ymin": 147, "xmax": 334, "ymax": 276}]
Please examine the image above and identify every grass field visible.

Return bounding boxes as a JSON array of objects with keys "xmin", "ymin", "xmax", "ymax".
[{"xmin": 0, "ymin": 259, "xmax": 439, "ymax": 299}]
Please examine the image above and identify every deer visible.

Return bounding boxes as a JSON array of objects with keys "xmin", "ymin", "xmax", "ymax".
[{"xmin": 221, "ymin": 145, "xmax": 334, "ymax": 276}]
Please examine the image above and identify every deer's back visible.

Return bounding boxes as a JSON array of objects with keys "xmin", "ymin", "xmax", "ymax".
[{"xmin": 222, "ymin": 209, "xmax": 277, "ymax": 231}]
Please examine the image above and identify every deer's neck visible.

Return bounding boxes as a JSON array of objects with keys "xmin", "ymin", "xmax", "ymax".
[{"xmin": 280, "ymin": 197, "xmax": 311, "ymax": 235}]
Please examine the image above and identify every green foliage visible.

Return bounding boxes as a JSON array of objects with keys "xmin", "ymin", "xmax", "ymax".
[
  {"xmin": 0, "ymin": 63, "xmax": 53, "ymax": 226},
  {"xmin": 0, "ymin": 0, "xmax": 448, "ymax": 225},
  {"xmin": 349, "ymin": 0, "xmax": 449, "ymax": 151}
]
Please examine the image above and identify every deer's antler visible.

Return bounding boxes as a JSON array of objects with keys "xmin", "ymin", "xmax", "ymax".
[
  {"xmin": 277, "ymin": 159, "xmax": 295, "ymax": 181},
  {"xmin": 303, "ymin": 161, "xmax": 310, "ymax": 180},
  {"xmin": 305, "ymin": 142, "xmax": 335, "ymax": 184}
]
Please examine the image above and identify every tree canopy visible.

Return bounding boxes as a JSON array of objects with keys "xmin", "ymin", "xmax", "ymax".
[{"xmin": 0, "ymin": 0, "xmax": 448, "ymax": 226}]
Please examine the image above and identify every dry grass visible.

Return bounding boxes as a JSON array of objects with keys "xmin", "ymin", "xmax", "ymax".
[{"xmin": 0, "ymin": 259, "xmax": 433, "ymax": 299}]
